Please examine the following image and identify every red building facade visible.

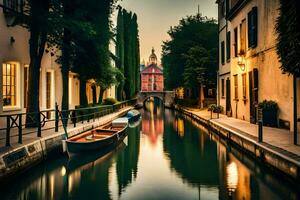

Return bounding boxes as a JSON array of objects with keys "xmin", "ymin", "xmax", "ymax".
[{"xmin": 141, "ymin": 48, "xmax": 164, "ymax": 92}]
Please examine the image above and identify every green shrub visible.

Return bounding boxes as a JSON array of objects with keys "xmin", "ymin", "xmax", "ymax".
[
  {"xmin": 102, "ymin": 98, "xmax": 118, "ymax": 105},
  {"xmin": 208, "ymin": 104, "xmax": 223, "ymax": 113},
  {"xmin": 258, "ymin": 100, "xmax": 278, "ymax": 111}
]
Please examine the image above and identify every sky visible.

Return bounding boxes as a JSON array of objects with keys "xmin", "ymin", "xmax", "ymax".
[{"xmin": 117, "ymin": 0, "xmax": 218, "ymax": 64}]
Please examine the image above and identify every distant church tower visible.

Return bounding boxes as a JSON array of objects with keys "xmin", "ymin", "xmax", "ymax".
[
  {"xmin": 141, "ymin": 48, "xmax": 164, "ymax": 92},
  {"xmin": 148, "ymin": 47, "xmax": 158, "ymax": 65}
]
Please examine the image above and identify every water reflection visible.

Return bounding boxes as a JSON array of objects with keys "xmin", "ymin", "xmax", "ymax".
[
  {"xmin": 142, "ymin": 98, "xmax": 164, "ymax": 146},
  {"xmin": 1, "ymin": 100, "xmax": 300, "ymax": 200}
]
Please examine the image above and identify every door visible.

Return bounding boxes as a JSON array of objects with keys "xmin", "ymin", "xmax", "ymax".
[
  {"xmin": 226, "ymin": 79, "xmax": 231, "ymax": 115},
  {"xmin": 249, "ymin": 69, "xmax": 259, "ymax": 124}
]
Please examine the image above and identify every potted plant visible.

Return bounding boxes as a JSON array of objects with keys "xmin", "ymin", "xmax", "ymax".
[
  {"xmin": 258, "ymin": 100, "xmax": 279, "ymax": 127},
  {"xmin": 208, "ymin": 104, "xmax": 223, "ymax": 119}
]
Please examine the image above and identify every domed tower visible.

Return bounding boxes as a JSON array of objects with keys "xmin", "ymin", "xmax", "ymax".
[{"xmin": 149, "ymin": 47, "xmax": 157, "ymax": 65}]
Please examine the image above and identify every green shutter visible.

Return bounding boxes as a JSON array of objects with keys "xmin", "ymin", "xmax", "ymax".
[
  {"xmin": 248, "ymin": 10, "xmax": 253, "ymax": 48},
  {"xmin": 252, "ymin": 7, "xmax": 258, "ymax": 48},
  {"xmin": 226, "ymin": 31, "xmax": 231, "ymax": 60}
]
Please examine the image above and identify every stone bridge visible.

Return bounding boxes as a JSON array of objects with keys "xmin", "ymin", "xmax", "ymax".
[{"xmin": 137, "ymin": 91, "xmax": 175, "ymax": 107}]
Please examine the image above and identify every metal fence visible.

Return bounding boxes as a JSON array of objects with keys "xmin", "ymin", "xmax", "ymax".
[{"xmin": 0, "ymin": 99, "xmax": 137, "ymax": 147}]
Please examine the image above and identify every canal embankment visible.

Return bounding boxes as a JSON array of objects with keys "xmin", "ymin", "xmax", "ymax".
[
  {"xmin": 0, "ymin": 107, "xmax": 132, "ymax": 183},
  {"xmin": 173, "ymin": 105, "xmax": 300, "ymax": 182}
]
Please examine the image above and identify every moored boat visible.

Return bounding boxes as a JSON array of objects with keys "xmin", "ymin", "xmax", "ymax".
[{"xmin": 66, "ymin": 120, "xmax": 128, "ymax": 156}]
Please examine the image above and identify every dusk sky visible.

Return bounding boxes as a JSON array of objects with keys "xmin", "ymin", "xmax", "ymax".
[{"xmin": 117, "ymin": 0, "xmax": 218, "ymax": 64}]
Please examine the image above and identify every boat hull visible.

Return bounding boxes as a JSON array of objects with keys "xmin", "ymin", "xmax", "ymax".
[{"xmin": 66, "ymin": 126, "xmax": 128, "ymax": 156}]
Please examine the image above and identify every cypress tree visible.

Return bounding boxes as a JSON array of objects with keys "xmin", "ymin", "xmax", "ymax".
[{"xmin": 116, "ymin": 8, "xmax": 125, "ymax": 101}]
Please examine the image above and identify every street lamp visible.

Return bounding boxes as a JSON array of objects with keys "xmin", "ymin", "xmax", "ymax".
[{"xmin": 237, "ymin": 55, "xmax": 246, "ymax": 71}]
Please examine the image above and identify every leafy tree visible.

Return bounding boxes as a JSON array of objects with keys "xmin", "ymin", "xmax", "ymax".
[
  {"xmin": 276, "ymin": 0, "xmax": 300, "ymax": 76},
  {"xmin": 162, "ymin": 14, "xmax": 218, "ymax": 96},
  {"xmin": 97, "ymin": 66, "xmax": 124, "ymax": 104}
]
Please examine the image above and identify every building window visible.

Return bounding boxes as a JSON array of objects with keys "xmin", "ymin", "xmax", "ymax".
[
  {"xmin": 3, "ymin": 63, "xmax": 17, "ymax": 107},
  {"xmin": 234, "ymin": 75, "xmax": 238, "ymax": 100},
  {"xmin": 240, "ymin": 19, "xmax": 246, "ymax": 55},
  {"xmin": 233, "ymin": 27, "xmax": 238, "ymax": 57},
  {"xmin": 226, "ymin": 31, "xmax": 231, "ymax": 61},
  {"xmin": 221, "ymin": 79, "xmax": 225, "ymax": 97},
  {"xmin": 24, "ymin": 65, "xmax": 29, "ymax": 108},
  {"xmin": 248, "ymin": 7, "xmax": 258, "ymax": 48},
  {"xmin": 242, "ymin": 73, "xmax": 247, "ymax": 99},
  {"xmin": 221, "ymin": 41, "xmax": 225, "ymax": 65}
]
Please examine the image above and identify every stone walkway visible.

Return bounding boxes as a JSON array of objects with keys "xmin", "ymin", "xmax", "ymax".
[
  {"xmin": 0, "ymin": 107, "xmax": 132, "ymax": 155},
  {"xmin": 184, "ymin": 108, "xmax": 300, "ymax": 157}
]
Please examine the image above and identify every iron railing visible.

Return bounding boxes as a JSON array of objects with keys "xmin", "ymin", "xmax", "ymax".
[{"xmin": 0, "ymin": 99, "xmax": 137, "ymax": 147}]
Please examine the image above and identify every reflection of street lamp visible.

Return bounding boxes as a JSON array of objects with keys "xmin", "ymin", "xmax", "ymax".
[{"xmin": 237, "ymin": 56, "xmax": 246, "ymax": 71}]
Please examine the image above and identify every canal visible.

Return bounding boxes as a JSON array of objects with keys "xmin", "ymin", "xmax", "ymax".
[{"xmin": 1, "ymin": 99, "xmax": 300, "ymax": 200}]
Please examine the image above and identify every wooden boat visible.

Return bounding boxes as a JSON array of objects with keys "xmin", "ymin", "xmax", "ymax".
[
  {"xmin": 126, "ymin": 109, "xmax": 141, "ymax": 122},
  {"xmin": 66, "ymin": 121, "xmax": 128, "ymax": 156}
]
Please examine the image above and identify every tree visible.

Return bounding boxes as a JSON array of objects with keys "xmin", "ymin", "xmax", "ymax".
[
  {"xmin": 121, "ymin": 9, "xmax": 140, "ymax": 99},
  {"xmin": 276, "ymin": 0, "xmax": 300, "ymax": 76},
  {"xmin": 97, "ymin": 66, "xmax": 124, "ymax": 104},
  {"xmin": 276, "ymin": 0, "xmax": 300, "ymax": 145},
  {"xmin": 25, "ymin": 0, "xmax": 51, "ymax": 127},
  {"xmin": 71, "ymin": 0, "xmax": 117, "ymax": 106},
  {"xmin": 116, "ymin": 7, "xmax": 125, "ymax": 101},
  {"xmin": 162, "ymin": 14, "xmax": 218, "ymax": 98}
]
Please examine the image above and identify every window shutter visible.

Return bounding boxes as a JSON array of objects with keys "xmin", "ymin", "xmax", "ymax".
[
  {"xmin": 247, "ymin": 10, "xmax": 253, "ymax": 48},
  {"xmin": 252, "ymin": 7, "xmax": 258, "ymax": 48},
  {"xmin": 226, "ymin": 31, "xmax": 231, "ymax": 61},
  {"xmin": 221, "ymin": 41, "xmax": 225, "ymax": 64}
]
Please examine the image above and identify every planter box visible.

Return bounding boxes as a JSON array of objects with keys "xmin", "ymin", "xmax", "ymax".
[{"xmin": 262, "ymin": 109, "xmax": 278, "ymax": 127}]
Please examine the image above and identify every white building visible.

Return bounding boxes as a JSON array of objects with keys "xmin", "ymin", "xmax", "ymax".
[
  {"xmin": 0, "ymin": 0, "xmax": 115, "ymax": 121},
  {"xmin": 217, "ymin": 0, "xmax": 299, "ymax": 131}
]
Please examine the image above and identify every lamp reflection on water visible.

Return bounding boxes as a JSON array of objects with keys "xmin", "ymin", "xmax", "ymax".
[
  {"xmin": 61, "ymin": 166, "xmax": 66, "ymax": 177},
  {"xmin": 175, "ymin": 117, "xmax": 185, "ymax": 137},
  {"xmin": 226, "ymin": 161, "xmax": 238, "ymax": 195}
]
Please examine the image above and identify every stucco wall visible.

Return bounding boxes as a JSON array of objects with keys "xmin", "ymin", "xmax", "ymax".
[{"xmin": 218, "ymin": 0, "xmax": 297, "ymax": 130}]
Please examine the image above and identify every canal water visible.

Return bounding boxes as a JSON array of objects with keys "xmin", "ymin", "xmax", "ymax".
[{"xmin": 1, "ymin": 99, "xmax": 300, "ymax": 200}]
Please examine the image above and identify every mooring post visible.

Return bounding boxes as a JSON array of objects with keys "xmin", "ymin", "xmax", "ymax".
[
  {"xmin": 55, "ymin": 102, "xmax": 59, "ymax": 132},
  {"xmin": 258, "ymin": 108, "xmax": 263, "ymax": 143},
  {"xmin": 258, "ymin": 120, "xmax": 263, "ymax": 142},
  {"xmin": 6, "ymin": 116, "xmax": 11, "ymax": 146},
  {"xmin": 18, "ymin": 114, "xmax": 22, "ymax": 144}
]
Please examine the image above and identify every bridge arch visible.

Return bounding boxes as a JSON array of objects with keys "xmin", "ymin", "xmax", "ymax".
[{"xmin": 137, "ymin": 91, "xmax": 175, "ymax": 107}]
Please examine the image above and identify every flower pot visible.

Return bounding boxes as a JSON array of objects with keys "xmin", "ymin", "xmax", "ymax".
[{"xmin": 262, "ymin": 109, "xmax": 278, "ymax": 127}]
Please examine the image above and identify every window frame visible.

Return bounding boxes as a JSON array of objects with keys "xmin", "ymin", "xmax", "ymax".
[
  {"xmin": 2, "ymin": 63, "xmax": 17, "ymax": 108},
  {"xmin": 239, "ymin": 19, "xmax": 246, "ymax": 55},
  {"xmin": 233, "ymin": 74, "xmax": 238, "ymax": 100},
  {"xmin": 242, "ymin": 73, "xmax": 247, "ymax": 100}
]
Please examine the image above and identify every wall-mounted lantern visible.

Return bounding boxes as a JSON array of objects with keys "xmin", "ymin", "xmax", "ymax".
[{"xmin": 237, "ymin": 55, "xmax": 246, "ymax": 71}]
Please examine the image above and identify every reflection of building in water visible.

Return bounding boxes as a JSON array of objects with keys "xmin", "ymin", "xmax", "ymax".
[
  {"xmin": 174, "ymin": 117, "xmax": 185, "ymax": 137},
  {"xmin": 142, "ymin": 100, "xmax": 164, "ymax": 145}
]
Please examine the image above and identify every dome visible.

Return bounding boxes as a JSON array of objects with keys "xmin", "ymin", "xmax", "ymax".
[{"xmin": 149, "ymin": 48, "xmax": 157, "ymax": 65}]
